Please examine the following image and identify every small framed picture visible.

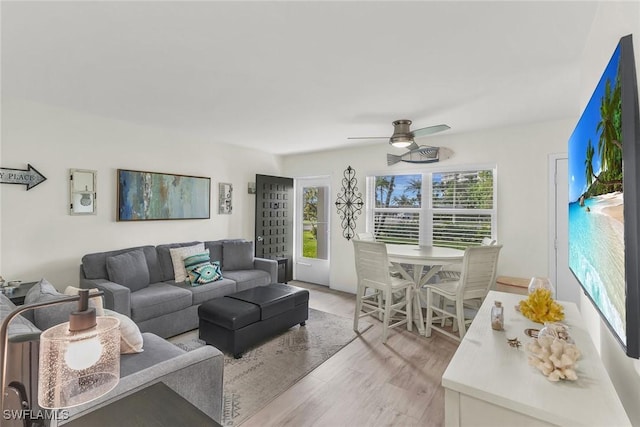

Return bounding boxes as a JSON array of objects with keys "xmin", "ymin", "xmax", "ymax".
[
  {"xmin": 219, "ymin": 183, "xmax": 233, "ymax": 214},
  {"xmin": 70, "ymin": 169, "xmax": 97, "ymax": 215},
  {"xmin": 248, "ymin": 182, "xmax": 256, "ymax": 194}
]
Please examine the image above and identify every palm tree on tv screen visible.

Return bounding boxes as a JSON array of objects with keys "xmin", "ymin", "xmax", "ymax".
[
  {"xmin": 583, "ymin": 70, "xmax": 623, "ymax": 197},
  {"xmin": 585, "ymin": 139, "xmax": 595, "ymax": 187}
]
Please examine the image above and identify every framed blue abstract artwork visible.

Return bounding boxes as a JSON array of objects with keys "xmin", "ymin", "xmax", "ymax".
[{"xmin": 117, "ymin": 169, "xmax": 211, "ymax": 221}]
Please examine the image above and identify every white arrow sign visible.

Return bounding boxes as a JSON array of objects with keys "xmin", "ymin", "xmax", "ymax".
[{"xmin": 0, "ymin": 164, "xmax": 47, "ymax": 190}]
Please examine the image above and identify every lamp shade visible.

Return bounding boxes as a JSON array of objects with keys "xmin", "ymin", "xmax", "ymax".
[{"xmin": 38, "ymin": 316, "xmax": 120, "ymax": 409}]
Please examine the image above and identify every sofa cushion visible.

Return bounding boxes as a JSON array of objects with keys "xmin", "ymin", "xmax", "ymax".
[
  {"xmin": 1, "ymin": 294, "xmax": 40, "ymax": 337},
  {"xmin": 102, "ymin": 308, "xmax": 144, "ymax": 354},
  {"xmin": 173, "ymin": 277, "xmax": 237, "ymax": 305},
  {"xmin": 106, "ymin": 249, "xmax": 150, "ymax": 292},
  {"xmin": 24, "ymin": 278, "xmax": 79, "ymax": 330},
  {"xmin": 24, "ymin": 279, "xmax": 107, "ymax": 330},
  {"xmin": 82, "ymin": 245, "xmax": 162, "ymax": 283},
  {"xmin": 130, "ymin": 283, "xmax": 192, "ymax": 323},
  {"xmin": 169, "ymin": 243, "xmax": 206, "ymax": 283},
  {"xmin": 204, "ymin": 241, "xmax": 223, "ymax": 264},
  {"xmin": 119, "ymin": 332, "xmax": 185, "ymax": 377},
  {"xmin": 24, "ymin": 277, "xmax": 60, "ymax": 301},
  {"xmin": 222, "ymin": 241, "xmax": 254, "ymax": 271},
  {"xmin": 223, "ymin": 270, "xmax": 271, "ymax": 292},
  {"xmin": 156, "ymin": 241, "xmax": 203, "ymax": 281}
]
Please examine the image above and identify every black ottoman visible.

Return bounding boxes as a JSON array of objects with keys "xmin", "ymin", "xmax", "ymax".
[{"xmin": 198, "ymin": 283, "xmax": 309, "ymax": 358}]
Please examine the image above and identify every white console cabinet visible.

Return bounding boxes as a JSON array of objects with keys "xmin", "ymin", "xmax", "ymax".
[{"xmin": 442, "ymin": 291, "xmax": 630, "ymax": 426}]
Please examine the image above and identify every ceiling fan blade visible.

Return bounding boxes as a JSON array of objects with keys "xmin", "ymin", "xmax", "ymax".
[
  {"xmin": 347, "ymin": 137, "xmax": 388, "ymax": 140},
  {"xmin": 411, "ymin": 124, "xmax": 450, "ymax": 138},
  {"xmin": 407, "ymin": 141, "xmax": 420, "ymax": 151}
]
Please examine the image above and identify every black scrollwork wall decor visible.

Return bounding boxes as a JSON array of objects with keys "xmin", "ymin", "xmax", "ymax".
[{"xmin": 335, "ymin": 165, "xmax": 364, "ymax": 241}]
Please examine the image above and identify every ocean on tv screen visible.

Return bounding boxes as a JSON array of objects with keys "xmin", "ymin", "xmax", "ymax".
[{"xmin": 569, "ymin": 196, "xmax": 625, "ymax": 343}]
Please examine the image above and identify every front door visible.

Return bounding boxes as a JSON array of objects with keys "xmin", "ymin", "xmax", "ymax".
[
  {"xmin": 255, "ymin": 174, "xmax": 294, "ymax": 283},
  {"xmin": 295, "ymin": 177, "xmax": 330, "ymax": 286}
]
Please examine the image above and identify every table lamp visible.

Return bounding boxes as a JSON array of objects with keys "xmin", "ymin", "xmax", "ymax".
[{"xmin": 1, "ymin": 289, "xmax": 120, "ymax": 423}]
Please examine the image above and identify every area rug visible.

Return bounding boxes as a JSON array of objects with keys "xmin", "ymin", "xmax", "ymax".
[{"xmin": 169, "ymin": 308, "xmax": 371, "ymax": 426}]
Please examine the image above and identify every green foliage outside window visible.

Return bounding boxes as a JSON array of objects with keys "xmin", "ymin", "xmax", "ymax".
[
  {"xmin": 303, "ymin": 227, "xmax": 317, "ymax": 258},
  {"xmin": 302, "ymin": 188, "xmax": 318, "ymax": 258}
]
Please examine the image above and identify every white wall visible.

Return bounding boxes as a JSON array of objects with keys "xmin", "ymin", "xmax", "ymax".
[
  {"xmin": 578, "ymin": 2, "xmax": 640, "ymax": 425},
  {"xmin": 282, "ymin": 118, "xmax": 572, "ymax": 294},
  {"xmin": 0, "ymin": 98, "xmax": 281, "ymax": 288}
]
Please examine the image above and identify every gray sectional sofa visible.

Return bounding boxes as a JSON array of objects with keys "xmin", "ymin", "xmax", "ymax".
[
  {"xmin": 0, "ymin": 293, "xmax": 223, "ymax": 424},
  {"xmin": 0, "ymin": 240, "xmax": 262, "ymax": 424},
  {"xmin": 80, "ymin": 239, "xmax": 277, "ymax": 338}
]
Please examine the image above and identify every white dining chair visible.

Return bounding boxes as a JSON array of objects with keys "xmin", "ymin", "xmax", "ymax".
[
  {"xmin": 424, "ymin": 245, "xmax": 502, "ymax": 341},
  {"xmin": 354, "ymin": 232, "xmax": 405, "ymax": 278},
  {"xmin": 355, "ymin": 232, "xmax": 376, "ymax": 241},
  {"xmin": 352, "ymin": 239, "xmax": 414, "ymax": 343},
  {"xmin": 481, "ymin": 237, "xmax": 497, "ymax": 246},
  {"xmin": 437, "ymin": 237, "xmax": 497, "ymax": 282}
]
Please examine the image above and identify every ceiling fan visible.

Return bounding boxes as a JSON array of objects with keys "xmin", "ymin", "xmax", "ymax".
[{"xmin": 348, "ymin": 119, "xmax": 450, "ymax": 150}]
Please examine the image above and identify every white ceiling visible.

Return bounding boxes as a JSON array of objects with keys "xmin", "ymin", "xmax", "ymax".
[{"xmin": 1, "ymin": 1, "xmax": 599, "ymax": 155}]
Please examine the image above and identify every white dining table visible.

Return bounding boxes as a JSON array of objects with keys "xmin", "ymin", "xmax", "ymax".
[{"xmin": 386, "ymin": 244, "xmax": 465, "ymax": 334}]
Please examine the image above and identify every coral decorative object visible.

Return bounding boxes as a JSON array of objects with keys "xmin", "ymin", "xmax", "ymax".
[
  {"xmin": 526, "ymin": 336, "xmax": 581, "ymax": 381},
  {"xmin": 518, "ymin": 288, "xmax": 564, "ymax": 324}
]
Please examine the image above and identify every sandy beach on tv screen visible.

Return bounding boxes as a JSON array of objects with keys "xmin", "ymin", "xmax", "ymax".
[{"xmin": 592, "ymin": 192, "xmax": 623, "ymax": 224}]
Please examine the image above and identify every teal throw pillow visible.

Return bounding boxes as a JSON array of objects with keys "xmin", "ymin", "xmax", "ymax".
[
  {"xmin": 188, "ymin": 261, "xmax": 223, "ymax": 286},
  {"xmin": 184, "ymin": 252, "xmax": 222, "ymax": 286},
  {"xmin": 183, "ymin": 251, "xmax": 211, "ymax": 269}
]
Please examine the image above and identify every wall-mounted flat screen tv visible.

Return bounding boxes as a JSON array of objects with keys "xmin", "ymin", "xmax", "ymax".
[{"xmin": 568, "ymin": 34, "xmax": 640, "ymax": 358}]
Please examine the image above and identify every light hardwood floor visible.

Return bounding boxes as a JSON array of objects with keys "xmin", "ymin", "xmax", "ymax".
[{"xmin": 242, "ymin": 281, "xmax": 460, "ymax": 427}]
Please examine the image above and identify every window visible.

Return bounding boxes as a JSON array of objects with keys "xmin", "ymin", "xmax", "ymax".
[
  {"xmin": 371, "ymin": 174, "xmax": 422, "ymax": 244},
  {"xmin": 367, "ymin": 167, "xmax": 496, "ymax": 249}
]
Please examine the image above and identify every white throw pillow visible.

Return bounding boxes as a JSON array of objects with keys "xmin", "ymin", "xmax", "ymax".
[
  {"xmin": 63, "ymin": 286, "xmax": 105, "ymax": 316},
  {"xmin": 102, "ymin": 309, "xmax": 144, "ymax": 354},
  {"xmin": 169, "ymin": 243, "xmax": 205, "ymax": 283}
]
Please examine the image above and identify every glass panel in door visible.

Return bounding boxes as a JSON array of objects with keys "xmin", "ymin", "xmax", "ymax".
[
  {"xmin": 296, "ymin": 177, "xmax": 330, "ymax": 286},
  {"xmin": 302, "ymin": 186, "xmax": 328, "ymax": 260}
]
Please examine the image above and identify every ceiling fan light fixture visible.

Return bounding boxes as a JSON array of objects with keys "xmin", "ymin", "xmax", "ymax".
[
  {"xmin": 389, "ymin": 136, "xmax": 414, "ymax": 148},
  {"xmin": 389, "ymin": 119, "xmax": 414, "ymax": 148}
]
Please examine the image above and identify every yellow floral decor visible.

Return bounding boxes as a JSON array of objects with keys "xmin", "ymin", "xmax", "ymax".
[{"xmin": 519, "ymin": 288, "xmax": 565, "ymax": 323}]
